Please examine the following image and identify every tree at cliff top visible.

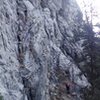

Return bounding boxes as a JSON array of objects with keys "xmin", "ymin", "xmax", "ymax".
[{"xmin": 81, "ymin": 2, "xmax": 100, "ymax": 99}]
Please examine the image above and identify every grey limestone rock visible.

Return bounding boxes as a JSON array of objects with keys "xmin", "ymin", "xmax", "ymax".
[{"xmin": 0, "ymin": 0, "xmax": 89, "ymax": 100}]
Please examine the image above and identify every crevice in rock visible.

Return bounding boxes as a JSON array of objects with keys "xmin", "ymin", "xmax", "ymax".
[
  {"xmin": 40, "ymin": 0, "xmax": 48, "ymax": 9},
  {"xmin": 22, "ymin": 77, "xmax": 37, "ymax": 100},
  {"xmin": 1, "ymin": 33, "xmax": 7, "ymax": 51},
  {"xmin": 16, "ymin": 1, "xmax": 36, "ymax": 100}
]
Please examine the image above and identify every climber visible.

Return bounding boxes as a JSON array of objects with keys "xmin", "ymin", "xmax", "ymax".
[
  {"xmin": 66, "ymin": 83, "xmax": 70, "ymax": 94},
  {"xmin": 65, "ymin": 81, "xmax": 71, "ymax": 95},
  {"xmin": 65, "ymin": 70, "xmax": 71, "ymax": 94}
]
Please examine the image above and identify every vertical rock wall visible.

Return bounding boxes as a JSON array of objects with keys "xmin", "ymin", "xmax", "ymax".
[{"xmin": 0, "ymin": 0, "xmax": 89, "ymax": 100}]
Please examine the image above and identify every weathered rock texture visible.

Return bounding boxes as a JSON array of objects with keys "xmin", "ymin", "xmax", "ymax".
[{"xmin": 0, "ymin": 0, "xmax": 88, "ymax": 100}]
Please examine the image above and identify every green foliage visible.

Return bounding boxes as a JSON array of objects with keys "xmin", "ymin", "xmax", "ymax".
[{"xmin": 0, "ymin": 95, "xmax": 3, "ymax": 100}]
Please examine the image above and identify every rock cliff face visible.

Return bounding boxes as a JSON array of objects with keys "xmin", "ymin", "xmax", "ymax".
[{"xmin": 0, "ymin": 0, "xmax": 89, "ymax": 100}]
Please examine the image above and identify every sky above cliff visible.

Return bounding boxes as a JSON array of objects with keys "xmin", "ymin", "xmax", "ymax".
[{"xmin": 76, "ymin": 0, "xmax": 100, "ymax": 32}]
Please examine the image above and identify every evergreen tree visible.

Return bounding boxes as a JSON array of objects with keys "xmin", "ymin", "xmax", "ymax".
[{"xmin": 82, "ymin": 21, "xmax": 100, "ymax": 100}]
